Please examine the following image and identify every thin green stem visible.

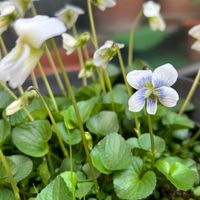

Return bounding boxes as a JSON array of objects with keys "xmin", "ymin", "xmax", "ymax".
[
  {"xmin": 128, "ymin": 10, "xmax": 142, "ymax": 66},
  {"xmin": 49, "ymin": 39, "xmax": 100, "ymax": 196},
  {"xmin": 147, "ymin": 113, "xmax": 155, "ymax": 166},
  {"xmin": 116, "ymin": 48, "xmax": 140, "ymax": 136},
  {"xmin": 33, "ymin": 87, "xmax": 68, "ymax": 157},
  {"xmin": 72, "ymin": 26, "xmax": 87, "ymax": 86},
  {"xmin": 179, "ymin": 68, "xmax": 200, "ymax": 115},
  {"xmin": 87, "ymin": 0, "xmax": 98, "ymax": 49},
  {"xmin": 45, "ymin": 45, "xmax": 67, "ymax": 97},
  {"xmin": 17, "ymin": 86, "xmax": 24, "ymax": 95},
  {"xmin": 38, "ymin": 62, "xmax": 59, "ymax": 112},
  {"xmin": 0, "ymin": 149, "xmax": 21, "ymax": 200},
  {"xmin": 0, "ymin": 82, "xmax": 34, "ymax": 121},
  {"xmin": 103, "ymin": 68, "xmax": 115, "ymax": 111},
  {"xmin": 31, "ymin": 71, "xmax": 39, "ymax": 89},
  {"xmin": 47, "ymin": 149, "xmax": 54, "ymax": 174},
  {"xmin": 175, "ymin": 130, "xmax": 200, "ymax": 154},
  {"xmin": 0, "ymin": 36, "xmax": 8, "ymax": 56}
]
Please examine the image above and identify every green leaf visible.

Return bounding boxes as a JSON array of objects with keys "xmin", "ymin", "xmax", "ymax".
[
  {"xmin": 86, "ymin": 111, "xmax": 119, "ymax": 136},
  {"xmin": 57, "ymin": 122, "xmax": 82, "ymax": 145},
  {"xmin": 0, "ymin": 86, "xmax": 13, "ymax": 109},
  {"xmin": 9, "ymin": 155, "xmax": 33, "ymax": 183},
  {"xmin": 0, "ymin": 119, "xmax": 11, "ymax": 146},
  {"xmin": 75, "ymin": 182, "xmax": 93, "ymax": 199},
  {"xmin": 114, "ymin": 156, "xmax": 156, "ymax": 199},
  {"xmin": 63, "ymin": 97, "xmax": 101, "ymax": 129},
  {"xmin": 12, "ymin": 120, "xmax": 52, "ymax": 157},
  {"xmin": 107, "ymin": 64, "xmax": 120, "ymax": 83},
  {"xmin": 0, "ymin": 188, "xmax": 15, "ymax": 200},
  {"xmin": 162, "ymin": 112, "xmax": 194, "ymax": 129},
  {"xmin": 91, "ymin": 133, "xmax": 132, "ymax": 174},
  {"xmin": 156, "ymin": 158, "xmax": 196, "ymax": 191},
  {"xmin": 138, "ymin": 133, "xmax": 166, "ymax": 157},
  {"xmin": 35, "ymin": 171, "xmax": 76, "ymax": 200}
]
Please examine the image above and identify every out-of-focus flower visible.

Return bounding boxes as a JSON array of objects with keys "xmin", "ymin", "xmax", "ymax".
[
  {"xmin": 78, "ymin": 59, "xmax": 96, "ymax": 78},
  {"xmin": 0, "ymin": 15, "xmax": 66, "ymax": 88},
  {"xmin": 127, "ymin": 64, "xmax": 179, "ymax": 115},
  {"xmin": 62, "ymin": 32, "xmax": 90, "ymax": 55},
  {"xmin": 90, "ymin": 0, "xmax": 116, "ymax": 11},
  {"xmin": 189, "ymin": 24, "xmax": 200, "ymax": 51},
  {"xmin": 5, "ymin": 88, "xmax": 37, "ymax": 116},
  {"xmin": 55, "ymin": 4, "xmax": 84, "ymax": 29},
  {"xmin": 93, "ymin": 40, "xmax": 124, "ymax": 67},
  {"xmin": 143, "ymin": 1, "xmax": 166, "ymax": 31}
]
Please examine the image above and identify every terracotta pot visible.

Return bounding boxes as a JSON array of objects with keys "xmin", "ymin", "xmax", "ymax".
[{"xmin": 93, "ymin": 0, "xmax": 143, "ymax": 34}]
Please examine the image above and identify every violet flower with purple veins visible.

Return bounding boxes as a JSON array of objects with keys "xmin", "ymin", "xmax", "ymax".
[{"xmin": 126, "ymin": 63, "xmax": 179, "ymax": 115}]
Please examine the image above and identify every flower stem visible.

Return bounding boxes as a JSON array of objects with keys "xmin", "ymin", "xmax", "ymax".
[
  {"xmin": 116, "ymin": 47, "xmax": 140, "ymax": 136},
  {"xmin": 72, "ymin": 25, "xmax": 87, "ymax": 86},
  {"xmin": 45, "ymin": 45, "xmax": 67, "ymax": 97},
  {"xmin": 147, "ymin": 113, "xmax": 155, "ymax": 166},
  {"xmin": 87, "ymin": 0, "xmax": 98, "ymax": 49},
  {"xmin": 179, "ymin": 68, "xmax": 200, "ymax": 115},
  {"xmin": 0, "ymin": 81, "xmax": 34, "ymax": 121},
  {"xmin": 33, "ymin": 87, "xmax": 68, "ymax": 157},
  {"xmin": 38, "ymin": 62, "xmax": 59, "ymax": 112},
  {"xmin": 128, "ymin": 10, "xmax": 142, "ymax": 66},
  {"xmin": 0, "ymin": 149, "xmax": 21, "ymax": 200},
  {"xmin": 0, "ymin": 36, "xmax": 8, "ymax": 56},
  {"xmin": 47, "ymin": 150, "xmax": 54, "ymax": 174},
  {"xmin": 103, "ymin": 68, "xmax": 115, "ymax": 111},
  {"xmin": 49, "ymin": 39, "xmax": 100, "ymax": 196}
]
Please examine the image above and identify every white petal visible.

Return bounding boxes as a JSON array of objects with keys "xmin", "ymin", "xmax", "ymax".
[
  {"xmin": 5, "ymin": 98, "xmax": 23, "ymax": 116},
  {"xmin": 128, "ymin": 88, "xmax": 147, "ymax": 112},
  {"xmin": 101, "ymin": 40, "xmax": 114, "ymax": 49},
  {"xmin": 55, "ymin": 4, "xmax": 84, "ymax": 29},
  {"xmin": 152, "ymin": 63, "xmax": 178, "ymax": 87},
  {"xmin": 156, "ymin": 86, "xmax": 179, "ymax": 107},
  {"xmin": 149, "ymin": 14, "xmax": 166, "ymax": 31},
  {"xmin": 62, "ymin": 33, "xmax": 76, "ymax": 55},
  {"xmin": 126, "ymin": 70, "xmax": 152, "ymax": 90},
  {"xmin": 147, "ymin": 96, "xmax": 157, "ymax": 115},
  {"xmin": 189, "ymin": 24, "xmax": 200, "ymax": 39},
  {"xmin": 0, "ymin": 2, "xmax": 15, "ymax": 16},
  {"xmin": 14, "ymin": 15, "xmax": 66, "ymax": 49},
  {"xmin": 91, "ymin": 0, "xmax": 116, "ymax": 11},
  {"xmin": 143, "ymin": 1, "xmax": 160, "ymax": 17},
  {"xmin": 93, "ymin": 48, "xmax": 109, "ymax": 67},
  {"xmin": 191, "ymin": 40, "xmax": 200, "ymax": 51}
]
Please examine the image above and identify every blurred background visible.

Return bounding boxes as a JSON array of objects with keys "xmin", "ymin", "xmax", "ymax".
[{"xmin": 2, "ymin": 0, "xmax": 200, "ymax": 69}]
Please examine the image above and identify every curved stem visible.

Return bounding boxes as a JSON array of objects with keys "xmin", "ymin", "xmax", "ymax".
[
  {"xmin": 49, "ymin": 39, "xmax": 100, "ymax": 196},
  {"xmin": 38, "ymin": 62, "xmax": 59, "ymax": 112},
  {"xmin": 179, "ymin": 68, "xmax": 200, "ymax": 115},
  {"xmin": 147, "ymin": 113, "xmax": 155, "ymax": 166},
  {"xmin": 0, "ymin": 36, "xmax": 8, "ymax": 56},
  {"xmin": 33, "ymin": 87, "xmax": 68, "ymax": 157},
  {"xmin": 128, "ymin": 10, "xmax": 143, "ymax": 66},
  {"xmin": 117, "ymin": 48, "xmax": 140, "ymax": 136},
  {"xmin": 31, "ymin": 72, "xmax": 39, "ymax": 89},
  {"xmin": 87, "ymin": 0, "xmax": 98, "ymax": 49},
  {"xmin": 0, "ymin": 149, "xmax": 21, "ymax": 200},
  {"xmin": 103, "ymin": 68, "xmax": 115, "ymax": 111}
]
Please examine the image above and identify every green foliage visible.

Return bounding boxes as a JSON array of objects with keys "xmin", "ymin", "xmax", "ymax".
[
  {"xmin": 0, "ymin": 119, "xmax": 11, "ymax": 146},
  {"xmin": 114, "ymin": 156, "xmax": 156, "ymax": 199},
  {"xmin": 91, "ymin": 133, "xmax": 132, "ymax": 174},
  {"xmin": 12, "ymin": 120, "xmax": 52, "ymax": 157},
  {"xmin": 0, "ymin": 188, "xmax": 15, "ymax": 200}
]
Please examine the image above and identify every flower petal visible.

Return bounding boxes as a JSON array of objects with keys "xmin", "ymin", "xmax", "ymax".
[
  {"xmin": 191, "ymin": 40, "xmax": 200, "ymax": 51},
  {"xmin": 128, "ymin": 88, "xmax": 147, "ymax": 112},
  {"xmin": 152, "ymin": 63, "xmax": 178, "ymax": 87},
  {"xmin": 91, "ymin": 0, "xmax": 116, "ymax": 11},
  {"xmin": 156, "ymin": 86, "xmax": 179, "ymax": 107},
  {"xmin": 147, "ymin": 96, "xmax": 157, "ymax": 115},
  {"xmin": 149, "ymin": 14, "xmax": 166, "ymax": 31},
  {"xmin": 126, "ymin": 70, "xmax": 152, "ymax": 90},
  {"xmin": 189, "ymin": 24, "xmax": 200, "ymax": 40},
  {"xmin": 143, "ymin": 1, "xmax": 160, "ymax": 17},
  {"xmin": 14, "ymin": 15, "xmax": 66, "ymax": 49},
  {"xmin": 62, "ymin": 33, "xmax": 76, "ymax": 55}
]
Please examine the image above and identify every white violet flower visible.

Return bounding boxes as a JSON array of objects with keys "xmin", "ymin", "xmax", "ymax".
[
  {"xmin": 90, "ymin": 0, "xmax": 116, "ymax": 11},
  {"xmin": 0, "ymin": 15, "xmax": 66, "ymax": 88},
  {"xmin": 55, "ymin": 4, "xmax": 84, "ymax": 29},
  {"xmin": 127, "ymin": 63, "xmax": 179, "ymax": 115},
  {"xmin": 188, "ymin": 24, "xmax": 200, "ymax": 51},
  {"xmin": 93, "ymin": 40, "xmax": 124, "ymax": 67},
  {"xmin": 62, "ymin": 32, "xmax": 90, "ymax": 55},
  {"xmin": 143, "ymin": 1, "xmax": 166, "ymax": 31}
]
